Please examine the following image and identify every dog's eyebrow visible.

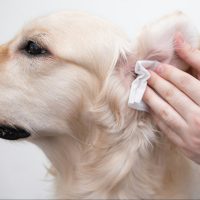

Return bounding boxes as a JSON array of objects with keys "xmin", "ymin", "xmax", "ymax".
[
  {"xmin": 20, "ymin": 32, "xmax": 49, "ymax": 50},
  {"xmin": 28, "ymin": 33, "xmax": 49, "ymax": 44}
]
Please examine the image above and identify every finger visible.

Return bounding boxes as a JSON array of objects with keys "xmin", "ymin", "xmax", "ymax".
[
  {"xmin": 152, "ymin": 114, "xmax": 184, "ymax": 147},
  {"xmin": 175, "ymin": 32, "xmax": 200, "ymax": 72},
  {"xmin": 143, "ymin": 86, "xmax": 188, "ymax": 137},
  {"xmin": 153, "ymin": 63, "xmax": 200, "ymax": 106},
  {"xmin": 147, "ymin": 70, "xmax": 199, "ymax": 118}
]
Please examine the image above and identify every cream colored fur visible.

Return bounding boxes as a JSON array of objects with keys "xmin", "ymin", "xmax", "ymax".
[{"xmin": 0, "ymin": 11, "xmax": 200, "ymax": 199}]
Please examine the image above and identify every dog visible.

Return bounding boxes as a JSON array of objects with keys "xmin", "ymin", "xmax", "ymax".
[{"xmin": 0, "ymin": 11, "xmax": 200, "ymax": 199}]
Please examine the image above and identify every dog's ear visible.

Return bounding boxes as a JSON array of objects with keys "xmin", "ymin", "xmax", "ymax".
[{"xmin": 135, "ymin": 11, "xmax": 199, "ymax": 70}]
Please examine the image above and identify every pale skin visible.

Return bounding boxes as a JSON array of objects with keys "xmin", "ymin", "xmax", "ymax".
[{"xmin": 143, "ymin": 33, "xmax": 200, "ymax": 164}]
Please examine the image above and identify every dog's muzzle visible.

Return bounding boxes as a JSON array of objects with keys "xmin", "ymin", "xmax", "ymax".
[{"xmin": 0, "ymin": 125, "xmax": 30, "ymax": 140}]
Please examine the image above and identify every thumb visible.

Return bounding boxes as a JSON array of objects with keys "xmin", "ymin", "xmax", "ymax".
[{"xmin": 175, "ymin": 32, "xmax": 200, "ymax": 74}]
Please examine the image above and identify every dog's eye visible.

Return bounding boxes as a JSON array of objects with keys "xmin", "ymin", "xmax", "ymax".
[{"xmin": 24, "ymin": 41, "xmax": 47, "ymax": 56}]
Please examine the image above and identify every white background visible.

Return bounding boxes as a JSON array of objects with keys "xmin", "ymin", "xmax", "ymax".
[{"xmin": 0, "ymin": 0, "xmax": 200, "ymax": 198}]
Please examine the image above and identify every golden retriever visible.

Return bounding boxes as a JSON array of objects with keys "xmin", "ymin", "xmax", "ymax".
[{"xmin": 0, "ymin": 11, "xmax": 200, "ymax": 199}]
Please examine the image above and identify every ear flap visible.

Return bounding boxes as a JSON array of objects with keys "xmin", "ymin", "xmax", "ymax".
[{"xmin": 135, "ymin": 11, "xmax": 199, "ymax": 70}]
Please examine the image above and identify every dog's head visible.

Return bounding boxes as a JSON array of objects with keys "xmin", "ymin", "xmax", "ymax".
[{"xmin": 0, "ymin": 11, "xmax": 198, "ymax": 142}]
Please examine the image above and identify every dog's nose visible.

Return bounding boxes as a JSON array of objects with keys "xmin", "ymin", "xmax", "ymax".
[{"xmin": 0, "ymin": 125, "xmax": 31, "ymax": 140}]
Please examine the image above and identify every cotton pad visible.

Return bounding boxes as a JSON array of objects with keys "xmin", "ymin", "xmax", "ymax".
[{"xmin": 128, "ymin": 60, "xmax": 159, "ymax": 112}]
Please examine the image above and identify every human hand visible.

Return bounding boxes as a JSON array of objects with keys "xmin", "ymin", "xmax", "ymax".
[{"xmin": 143, "ymin": 33, "xmax": 200, "ymax": 164}]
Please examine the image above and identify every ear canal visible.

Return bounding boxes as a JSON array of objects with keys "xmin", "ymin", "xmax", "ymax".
[{"xmin": 136, "ymin": 11, "xmax": 199, "ymax": 70}]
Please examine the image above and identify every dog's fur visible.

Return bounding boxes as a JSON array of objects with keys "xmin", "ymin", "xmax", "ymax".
[{"xmin": 1, "ymin": 11, "xmax": 200, "ymax": 199}]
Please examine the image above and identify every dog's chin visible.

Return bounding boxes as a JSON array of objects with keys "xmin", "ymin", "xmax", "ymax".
[{"xmin": 0, "ymin": 125, "xmax": 31, "ymax": 140}]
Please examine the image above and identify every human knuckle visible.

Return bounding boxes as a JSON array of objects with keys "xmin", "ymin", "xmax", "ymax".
[
  {"xmin": 159, "ymin": 109, "xmax": 171, "ymax": 121},
  {"xmin": 178, "ymin": 74, "xmax": 191, "ymax": 86},
  {"xmin": 163, "ymin": 87, "xmax": 174, "ymax": 99}
]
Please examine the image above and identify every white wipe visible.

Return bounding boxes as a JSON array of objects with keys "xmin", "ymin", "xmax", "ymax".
[{"xmin": 128, "ymin": 60, "xmax": 159, "ymax": 112}]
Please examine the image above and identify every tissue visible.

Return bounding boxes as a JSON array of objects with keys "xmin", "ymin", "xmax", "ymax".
[{"xmin": 128, "ymin": 60, "xmax": 159, "ymax": 112}]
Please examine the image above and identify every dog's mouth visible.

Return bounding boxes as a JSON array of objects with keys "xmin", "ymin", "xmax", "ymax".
[{"xmin": 0, "ymin": 125, "xmax": 31, "ymax": 140}]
